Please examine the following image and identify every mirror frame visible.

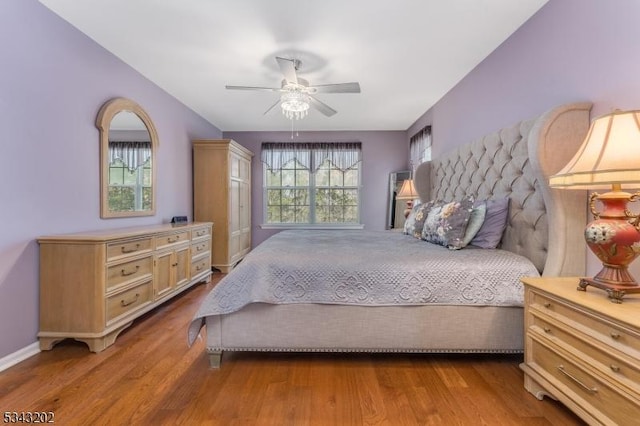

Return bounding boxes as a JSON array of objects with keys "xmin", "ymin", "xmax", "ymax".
[{"xmin": 96, "ymin": 97, "xmax": 158, "ymax": 218}]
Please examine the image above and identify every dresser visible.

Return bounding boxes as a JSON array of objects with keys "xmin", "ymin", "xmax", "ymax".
[
  {"xmin": 38, "ymin": 222, "xmax": 212, "ymax": 352},
  {"xmin": 521, "ymin": 277, "xmax": 640, "ymax": 425},
  {"xmin": 193, "ymin": 139, "xmax": 253, "ymax": 272}
]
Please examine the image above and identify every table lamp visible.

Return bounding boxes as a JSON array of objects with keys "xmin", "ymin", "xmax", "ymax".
[
  {"xmin": 396, "ymin": 179, "xmax": 418, "ymax": 218},
  {"xmin": 549, "ymin": 109, "xmax": 640, "ymax": 303}
]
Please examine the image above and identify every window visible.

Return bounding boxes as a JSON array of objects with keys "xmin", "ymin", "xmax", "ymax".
[
  {"xmin": 410, "ymin": 125, "xmax": 432, "ymax": 169},
  {"xmin": 262, "ymin": 142, "xmax": 362, "ymax": 226},
  {"xmin": 108, "ymin": 141, "xmax": 152, "ymax": 211}
]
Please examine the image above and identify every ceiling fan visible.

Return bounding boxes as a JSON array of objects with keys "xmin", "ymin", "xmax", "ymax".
[{"xmin": 225, "ymin": 57, "xmax": 361, "ymax": 120}]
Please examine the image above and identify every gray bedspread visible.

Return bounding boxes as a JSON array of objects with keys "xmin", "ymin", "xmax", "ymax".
[{"xmin": 188, "ymin": 230, "xmax": 539, "ymax": 344}]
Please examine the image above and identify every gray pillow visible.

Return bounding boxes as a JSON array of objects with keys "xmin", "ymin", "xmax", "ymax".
[
  {"xmin": 403, "ymin": 201, "xmax": 434, "ymax": 238},
  {"xmin": 470, "ymin": 197, "xmax": 510, "ymax": 249},
  {"xmin": 403, "ymin": 203, "xmax": 420, "ymax": 235},
  {"xmin": 421, "ymin": 196, "xmax": 475, "ymax": 250},
  {"xmin": 410, "ymin": 200, "xmax": 435, "ymax": 238}
]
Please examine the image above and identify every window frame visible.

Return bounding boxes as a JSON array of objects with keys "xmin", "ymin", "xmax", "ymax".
[
  {"xmin": 261, "ymin": 146, "xmax": 363, "ymax": 229},
  {"xmin": 107, "ymin": 157, "xmax": 152, "ymax": 212}
]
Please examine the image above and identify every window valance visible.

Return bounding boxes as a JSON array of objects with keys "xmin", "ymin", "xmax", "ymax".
[
  {"xmin": 261, "ymin": 142, "xmax": 362, "ymax": 172},
  {"xmin": 108, "ymin": 141, "xmax": 152, "ymax": 172}
]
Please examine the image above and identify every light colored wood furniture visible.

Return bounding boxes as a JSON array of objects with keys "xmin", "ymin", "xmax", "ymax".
[
  {"xmin": 193, "ymin": 139, "xmax": 253, "ymax": 273},
  {"xmin": 521, "ymin": 277, "xmax": 640, "ymax": 425},
  {"xmin": 38, "ymin": 222, "xmax": 212, "ymax": 352}
]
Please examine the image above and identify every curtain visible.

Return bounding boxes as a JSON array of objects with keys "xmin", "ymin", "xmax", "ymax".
[
  {"xmin": 261, "ymin": 142, "xmax": 362, "ymax": 172},
  {"xmin": 109, "ymin": 141, "xmax": 152, "ymax": 172},
  {"xmin": 409, "ymin": 125, "xmax": 432, "ymax": 171}
]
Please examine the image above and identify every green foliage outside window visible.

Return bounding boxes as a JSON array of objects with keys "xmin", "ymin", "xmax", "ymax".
[
  {"xmin": 265, "ymin": 158, "xmax": 360, "ymax": 225},
  {"xmin": 108, "ymin": 158, "xmax": 152, "ymax": 212}
]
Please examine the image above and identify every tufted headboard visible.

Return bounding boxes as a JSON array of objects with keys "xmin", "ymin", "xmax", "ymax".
[{"xmin": 414, "ymin": 103, "xmax": 592, "ymax": 276}]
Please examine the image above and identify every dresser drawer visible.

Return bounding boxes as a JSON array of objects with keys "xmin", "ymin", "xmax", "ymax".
[
  {"xmin": 156, "ymin": 231, "xmax": 189, "ymax": 250},
  {"xmin": 530, "ymin": 289, "xmax": 640, "ymax": 357},
  {"xmin": 106, "ymin": 280, "xmax": 153, "ymax": 324},
  {"xmin": 106, "ymin": 256, "xmax": 153, "ymax": 291},
  {"xmin": 531, "ymin": 314, "xmax": 640, "ymax": 396},
  {"xmin": 191, "ymin": 257, "xmax": 210, "ymax": 278},
  {"xmin": 191, "ymin": 226, "xmax": 211, "ymax": 240},
  {"xmin": 191, "ymin": 239, "xmax": 210, "ymax": 259},
  {"xmin": 107, "ymin": 237, "xmax": 153, "ymax": 262},
  {"xmin": 530, "ymin": 338, "xmax": 639, "ymax": 425}
]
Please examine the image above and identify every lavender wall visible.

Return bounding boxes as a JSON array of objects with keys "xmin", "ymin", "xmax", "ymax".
[
  {"xmin": 407, "ymin": 0, "xmax": 640, "ymax": 277},
  {"xmin": 0, "ymin": 0, "xmax": 222, "ymax": 359},
  {"xmin": 223, "ymin": 131, "xmax": 407, "ymax": 246}
]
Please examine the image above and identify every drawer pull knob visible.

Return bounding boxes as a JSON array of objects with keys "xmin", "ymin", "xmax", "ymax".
[
  {"xmin": 543, "ymin": 327, "xmax": 551, "ymax": 333},
  {"xmin": 197, "ymin": 230, "xmax": 205, "ymax": 236},
  {"xmin": 196, "ymin": 265, "xmax": 202, "ymax": 271},
  {"xmin": 121, "ymin": 265, "xmax": 140, "ymax": 276},
  {"xmin": 197, "ymin": 246, "xmax": 204, "ymax": 251},
  {"xmin": 610, "ymin": 364, "xmax": 621, "ymax": 373},
  {"xmin": 120, "ymin": 293, "xmax": 140, "ymax": 307},
  {"xmin": 172, "ymin": 262, "xmax": 178, "ymax": 267},
  {"xmin": 121, "ymin": 244, "xmax": 140, "ymax": 254},
  {"xmin": 168, "ymin": 236, "xmax": 180, "ymax": 243},
  {"xmin": 610, "ymin": 331, "xmax": 621, "ymax": 340},
  {"xmin": 557, "ymin": 365, "xmax": 598, "ymax": 394},
  {"xmin": 543, "ymin": 302, "xmax": 551, "ymax": 308}
]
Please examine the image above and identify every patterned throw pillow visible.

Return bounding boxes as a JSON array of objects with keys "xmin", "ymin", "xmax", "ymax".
[
  {"xmin": 421, "ymin": 196, "xmax": 475, "ymax": 249},
  {"xmin": 403, "ymin": 203, "xmax": 420, "ymax": 234},
  {"xmin": 410, "ymin": 200, "xmax": 435, "ymax": 238},
  {"xmin": 403, "ymin": 201, "xmax": 434, "ymax": 238}
]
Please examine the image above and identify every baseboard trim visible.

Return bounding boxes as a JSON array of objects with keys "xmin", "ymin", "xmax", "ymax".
[{"xmin": 0, "ymin": 342, "xmax": 40, "ymax": 372}]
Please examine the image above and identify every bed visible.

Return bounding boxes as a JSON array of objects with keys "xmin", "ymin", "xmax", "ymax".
[{"xmin": 188, "ymin": 102, "xmax": 592, "ymax": 368}]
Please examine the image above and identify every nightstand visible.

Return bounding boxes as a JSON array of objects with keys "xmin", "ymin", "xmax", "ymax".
[{"xmin": 520, "ymin": 277, "xmax": 640, "ymax": 425}]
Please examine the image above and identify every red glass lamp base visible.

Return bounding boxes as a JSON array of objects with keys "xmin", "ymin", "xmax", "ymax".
[{"xmin": 580, "ymin": 189, "xmax": 640, "ymax": 303}]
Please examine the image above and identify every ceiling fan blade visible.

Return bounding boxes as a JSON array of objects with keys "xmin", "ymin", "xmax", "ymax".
[
  {"xmin": 225, "ymin": 85, "xmax": 282, "ymax": 92},
  {"xmin": 308, "ymin": 82, "xmax": 361, "ymax": 94},
  {"xmin": 308, "ymin": 96, "xmax": 337, "ymax": 117},
  {"xmin": 263, "ymin": 99, "xmax": 281, "ymax": 115},
  {"xmin": 275, "ymin": 57, "xmax": 298, "ymax": 84}
]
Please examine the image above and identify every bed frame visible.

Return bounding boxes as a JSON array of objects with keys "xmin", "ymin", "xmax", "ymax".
[{"xmin": 203, "ymin": 102, "xmax": 592, "ymax": 368}]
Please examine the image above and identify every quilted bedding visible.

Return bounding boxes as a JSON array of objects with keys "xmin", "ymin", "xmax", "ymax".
[{"xmin": 188, "ymin": 230, "xmax": 539, "ymax": 344}]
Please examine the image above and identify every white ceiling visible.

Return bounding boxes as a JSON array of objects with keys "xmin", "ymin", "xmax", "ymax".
[{"xmin": 39, "ymin": 0, "xmax": 548, "ymax": 132}]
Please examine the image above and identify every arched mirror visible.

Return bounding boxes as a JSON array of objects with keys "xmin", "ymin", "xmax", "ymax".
[{"xmin": 96, "ymin": 98, "xmax": 158, "ymax": 218}]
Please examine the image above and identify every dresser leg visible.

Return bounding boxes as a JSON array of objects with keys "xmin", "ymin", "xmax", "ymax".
[
  {"xmin": 38, "ymin": 337, "xmax": 64, "ymax": 351},
  {"xmin": 522, "ymin": 370, "xmax": 557, "ymax": 401}
]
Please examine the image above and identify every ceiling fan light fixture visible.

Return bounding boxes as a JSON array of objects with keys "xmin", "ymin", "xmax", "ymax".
[{"xmin": 280, "ymin": 90, "xmax": 310, "ymax": 120}]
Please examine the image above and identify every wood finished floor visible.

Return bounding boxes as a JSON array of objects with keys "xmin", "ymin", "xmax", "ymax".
[{"xmin": 0, "ymin": 273, "xmax": 585, "ymax": 425}]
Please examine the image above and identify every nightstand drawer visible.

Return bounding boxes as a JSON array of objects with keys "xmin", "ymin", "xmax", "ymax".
[
  {"xmin": 531, "ymin": 289, "xmax": 640, "ymax": 356},
  {"xmin": 106, "ymin": 280, "xmax": 153, "ymax": 324},
  {"xmin": 531, "ymin": 314, "xmax": 640, "ymax": 396},
  {"xmin": 530, "ymin": 338, "xmax": 639, "ymax": 425},
  {"xmin": 106, "ymin": 256, "xmax": 153, "ymax": 291}
]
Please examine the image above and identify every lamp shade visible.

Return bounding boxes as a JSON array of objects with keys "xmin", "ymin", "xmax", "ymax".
[
  {"xmin": 396, "ymin": 179, "xmax": 418, "ymax": 200},
  {"xmin": 549, "ymin": 110, "xmax": 640, "ymax": 190}
]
